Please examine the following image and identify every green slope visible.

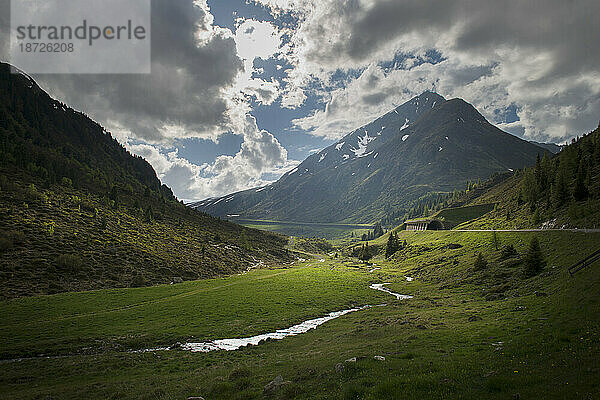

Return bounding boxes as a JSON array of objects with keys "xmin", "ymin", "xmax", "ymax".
[
  {"xmin": 433, "ymin": 203, "xmax": 496, "ymax": 229},
  {"xmin": 0, "ymin": 63, "xmax": 291, "ymax": 298},
  {"xmin": 454, "ymin": 125, "xmax": 600, "ymax": 230},
  {"xmin": 1, "ymin": 229, "xmax": 598, "ymax": 399}
]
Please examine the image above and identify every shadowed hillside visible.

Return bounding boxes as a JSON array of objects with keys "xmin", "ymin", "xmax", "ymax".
[{"xmin": 0, "ymin": 63, "xmax": 291, "ymax": 299}]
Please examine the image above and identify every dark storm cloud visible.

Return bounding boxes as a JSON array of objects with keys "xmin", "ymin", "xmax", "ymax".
[
  {"xmin": 284, "ymin": 0, "xmax": 599, "ymax": 141},
  {"xmin": 1, "ymin": 0, "xmax": 244, "ymax": 142},
  {"xmin": 346, "ymin": 0, "xmax": 599, "ymax": 79}
]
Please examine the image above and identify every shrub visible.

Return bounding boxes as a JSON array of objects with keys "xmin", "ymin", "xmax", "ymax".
[
  {"xmin": 25, "ymin": 183, "xmax": 42, "ymax": 202},
  {"xmin": 80, "ymin": 200, "xmax": 96, "ymax": 213},
  {"xmin": 56, "ymin": 254, "xmax": 83, "ymax": 271},
  {"xmin": 0, "ymin": 174, "xmax": 8, "ymax": 190},
  {"xmin": 99, "ymin": 215, "xmax": 108, "ymax": 230},
  {"xmin": 130, "ymin": 273, "xmax": 146, "ymax": 287},
  {"xmin": 524, "ymin": 237, "xmax": 546, "ymax": 277},
  {"xmin": 500, "ymin": 244, "xmax": 518, "ymax": 259},
  {"xmin": 61, "ymin": 177, "xmax": 73, "ymax": 188},
  {"xmin": 474, "ymin": 252, "xmax": 488, "ymax": 270},
  {"xmin": 0, "ymin": 236, "xmax": 13, "ymax": 252}
]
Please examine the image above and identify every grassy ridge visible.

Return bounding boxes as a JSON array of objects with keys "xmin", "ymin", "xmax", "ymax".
[
  {"xmin": 452, "ymin": 125, "xmax": 600, "ymax": 230},
  {"xmin": 0, "ymin": 62, "xmax": 293, "ymax": 299},
  {"xmin": 0, "ymin": 172, "xmax": 291, "ymax": 299},
  {"xmin": 432, "ymin": 203, "xmax": 495, "ymax": 229},
  {"xmin": 1, "ymin": 230, "xmax": 599, "ymax": 399}
]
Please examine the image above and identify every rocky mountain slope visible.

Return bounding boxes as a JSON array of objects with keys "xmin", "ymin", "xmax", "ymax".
[{"xmin": 193, "ymin": 92, "xmax": 548, "ymax": 223}]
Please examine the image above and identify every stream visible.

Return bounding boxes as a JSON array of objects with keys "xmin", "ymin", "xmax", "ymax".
[
  {"xmin": 176, "ymin": 282, "xmax": 412, "ymax": 353},
  {"xmin": 1, "ymin": 283, "xmax": 413, "ymax": 363}
]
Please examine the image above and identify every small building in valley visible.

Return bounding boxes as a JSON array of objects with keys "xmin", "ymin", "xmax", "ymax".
[{"xmin": 405, "ymin": 218, "xmax": 445, "ymax": 231}]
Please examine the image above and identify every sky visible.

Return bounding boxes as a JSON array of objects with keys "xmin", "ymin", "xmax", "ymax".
[{"xmin": 1, "ymin": 0, "xmax": 599, "ymax": 201}]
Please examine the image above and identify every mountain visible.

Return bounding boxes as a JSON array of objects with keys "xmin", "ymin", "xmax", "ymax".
[
  {"xmin": 530, "ymin": 141, "xmax": 564, "ymax": 154},
  {"xmin": 193, "ymin": 92, "xmax": 549, "ymax": 223},
  {"xmin": 0, "ymin": 63, "xmax": 290, "ymax": 299}
]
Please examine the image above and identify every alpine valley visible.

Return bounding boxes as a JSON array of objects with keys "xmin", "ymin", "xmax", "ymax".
[{"xmin": 2, "ymin": 41, "xmax": 600, "ymax": 400}]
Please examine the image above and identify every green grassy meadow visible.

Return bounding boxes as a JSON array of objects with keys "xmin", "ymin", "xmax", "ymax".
[{"xmin": 1, "ymin": 230, "xmax": 599, "ymax": 399}]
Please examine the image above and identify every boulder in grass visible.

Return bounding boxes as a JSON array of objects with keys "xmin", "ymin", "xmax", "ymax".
[{"xmin": 264, "ymin": 375, "xmax": 290, "ymax": 395}]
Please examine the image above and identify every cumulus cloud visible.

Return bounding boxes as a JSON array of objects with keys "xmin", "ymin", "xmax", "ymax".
[
  {"xmin": 3, "ymin": 0, "xmax": 599, "ymax": 200},
  {"xmin": 129, "ymin": 115, "xmax": 298, "ymax": 200},
  {"xmin": 258, "ymin": 0, "xmax": 600, "ymax": 141},
  {"xmin": 232, "ymin": 18, "xmax": 285, "ymax": 106},
  {"xmin": 0, "ymin": 0, "xmax": 296, "ymax": 199},
  {"xmin": 12, "ymin": 1, "xmax": 245, "ymax": 142}
]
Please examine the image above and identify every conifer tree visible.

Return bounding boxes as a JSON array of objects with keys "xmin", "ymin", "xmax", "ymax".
[
  {"xmin": 524, "ymin": 237, "xmax": 546, "ymax": 277},
  {"xmin": 359, "ymin": 243, "xmax": 372, "ymax": 262},
  {"xmin": 474, "ymin": 252, "xmax": 488, "ymax": 270},
  {"xmin": 552, "ymin": 164, "xmax": 570, "ymax": 207},
  {"xmin": 385, "ymin": 232, "xmax": 400, "ymax": 258},
  {"xmin": 573, "ymin": 163, "xmax": 589, "ymax": 201}
]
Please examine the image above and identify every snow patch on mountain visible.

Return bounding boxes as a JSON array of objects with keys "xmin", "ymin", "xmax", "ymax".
[
  {"xmin": 318, "ymin": 153, "xmax": 327, "ymax": 163},
  {"xmin": 350, "ymin": 131, "xmax": 376, "ymax": 157},
  {"xmin": 336, "ymin": 142, "xmax": 345, "ymax": 151},
  {"xmin": 402, "ymin": 135, "xmax": 410, "ymax": 142},
  {"xmin": 400, "ymin": 118, "xmax": 410, "ymax": 131}
]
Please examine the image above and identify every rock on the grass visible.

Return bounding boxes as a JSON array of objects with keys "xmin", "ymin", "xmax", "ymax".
[
  {"xmin": 335, "ymin": 363, "xmax": 345, "ymax": 373},
  {"xmin": 345, "ymin": 357, "xmax": 357, "ymax": 363},
  {"xmin": 264, "ymin": 375, "xmax": 290, "ymax": 394},
  {"xmin": 374, "ymin": 355, "xmax": 386, "ymax": 361},
  {"xmin": 187, "ymin": 397, "xmax": 205, "ymax": 400}
]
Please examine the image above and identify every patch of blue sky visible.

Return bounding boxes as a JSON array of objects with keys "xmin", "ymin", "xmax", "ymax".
[
  {"xmin": 208, "ymin": 0, "xmax": 274, "ymax": 30},
  {"xmin": 327, "ymin": 67, "xmax": 365, "ymax": 90},
  {"xmin": 174, "ymin": 134, "xmax": 244, "ymax": 166},
  {"xmin": 251, "ymin": 93, "xmax": 334, "ymax": 161},
  {"xmin": 378, "ymin": 49, "xmax": 446, "ymax": 73}
]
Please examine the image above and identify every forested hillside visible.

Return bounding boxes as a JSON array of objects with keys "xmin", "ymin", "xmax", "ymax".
[
  {"xmin": 429, "ymin": 124, "xmax": 600, "ymax": 229},
  {"xmin": 0, "ymin": 63, "xmax": 291, "ymax": 299}
]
